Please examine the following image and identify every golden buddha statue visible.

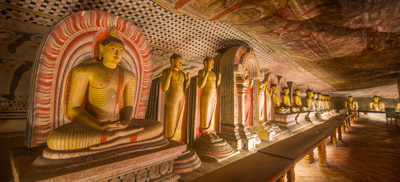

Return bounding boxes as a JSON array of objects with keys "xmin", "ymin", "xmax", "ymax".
[
  {"xmin": 323, "ymin": 95, "xmax": 330, "ymax": 110},
  {"xmin": 47, "ymin": 28, "xmax": 163, "ymax": 151},
  {"xmin": 293, "ymin": 89, "xmax": 307, "ymax": 111},
  {"xmin": 327, "ymin": 95, "xmax": 332, "ymax": 109},
  {"xmin": 197, "ymin": 55, "xmax": 221, "ymax": 133},
  {"xmin": 369, "ymin": 95, "xmax": 385, "ymax": 111},
  {"xmin": 312, "ymin": 91, "xmax": 319, "ymax": 111},
  {"xmin": 317, "ymin": 93, "xmax": 325, "ymax": 111},
  {"xmin": 161, "ymin": 50, "xmax": 190, "ymax": 140},
  {"xmin": 272, "ymin": 84, "xmax": 290, "ymax": 113},
  {"xmin": 305, "ymin": 89, "xmax": 314, "ymax": 111},
  {"xmin": 282, "ymin": 87, "xmax": 299, "ymax": 112},
  {"xmin": 344, "ymin": 95, "xmax": 359, "ymax": 112}
]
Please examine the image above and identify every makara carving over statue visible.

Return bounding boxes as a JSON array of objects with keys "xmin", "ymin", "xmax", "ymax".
[{"xmin": 47, "ymin": 27, "xmax": 163, "ymax": 151}]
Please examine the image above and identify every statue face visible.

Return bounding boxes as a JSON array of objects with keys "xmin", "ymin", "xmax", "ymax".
[
  {"xmin": 348, "ymin": 97, "xmax": 353, "ymax": 102},
  {"xmin": 271, "ymin": 86, "xmax": 278, "ymax": 93},
  {"xmin": 171, "ymin": 57, "xmax": 183, "ymax": 70},
  {"xmin": 318, "ymin": 94, "xmax": 322, "ymax": 99},
  {"xmin": 295, "ymin": 90, "xmax": 300, "ymax": 96},
  {"xmin": 100, "ymin": 42, "xmax": 124, "ymax": 65},
  {"xmin": 374, "ymin": 97, "xmax": 379, "ymax": 102},
  {"xmin": 205, "ymin": 59, "xmax": 214, "ymax": 71},
  {"xmin": 307, "ymin": 91, "xmax": 313, "ymax": 97},
  {"xmin": 283, "ymin": 88, "xmax": 289, "ymax": 94}
]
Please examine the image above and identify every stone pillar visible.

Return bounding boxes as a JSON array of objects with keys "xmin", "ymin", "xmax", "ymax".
[
  {"xmin": 337, "ymin": 127, "xmax": 342, "ymax": 141},
  {"xmin": 234, "ymin": 77, "xmax": 257, "ymax": 151}
]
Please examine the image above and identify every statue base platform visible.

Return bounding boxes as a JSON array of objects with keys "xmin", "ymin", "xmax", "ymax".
[
  {"xmin": 296, "ymin": 111, "xmax": 310, "ymax": 126},
  {"xmin": 306, "ymin": 111, "xmax": 321, "ymax": 123},
  {"xmin": 316, "ymin": 111, "xmax": 329, "ymax": 121},
  {"xmin": 257, "ymin": 121, "xmax": 276, "ymax": 142},
  {"xmin": 194, "ymin": 133, "xmax": 239, "ymax": 162},
  {"xmin": 173, "ymin": 147, "xmax": 201, "ymax": 174},
  {"xmin": 272, "ymin": 112, "xmax": 301, "ymax": 131},
  {"xmin": 10, "ymin": 140, "xmax": 186, "ymax": 182}
]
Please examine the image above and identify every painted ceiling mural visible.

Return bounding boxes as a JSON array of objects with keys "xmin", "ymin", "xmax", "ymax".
[{"xmin": 0, "ymin": 0, "xmax": 399, "ymax": 112}]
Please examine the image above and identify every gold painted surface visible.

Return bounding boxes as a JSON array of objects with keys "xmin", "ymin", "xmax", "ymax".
[
  {"xmin": 197, "ymin": 57, "xmax": 220, "ymax": 133},
  {"xmin": 161, "ymin": 52, "xmax": 190, "ymax": 140},
  {"xmin": 47, "ymin": 29, "xmax": 163, "ymax": 151}
]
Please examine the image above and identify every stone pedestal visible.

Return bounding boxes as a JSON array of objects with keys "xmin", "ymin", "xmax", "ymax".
[
  {"xmin": 257, "ymin": 121, "xmax": 276, "ymax": 141},
  {"xmin": 316, "ymin": 111, "xmax": 328, "ymax": 121},
  {"xmin": 306, "ymin": 111, "xmax": 320, "ymax": 123},
  {"xmin": 272, "ymin": 112, "xmax": 299, "ymax": 131},
  {"xmin": 10, "ymin": 140, "xmax": 186, "ymax": 182},
  {"xmin": 296, "ymin": 112, "xmax": 310, "ymax": 126},
  {"xmin": 193, "ymin": 133, "xmax": 239, "ymax": 162},
  {"xmin": 173, "ymin": 147, "xmax": 201, "ymax": 174}
]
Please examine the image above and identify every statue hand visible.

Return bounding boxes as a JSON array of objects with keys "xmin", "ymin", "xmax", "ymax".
[
  {"xmin": 186, "ymin": 72, "xmax": 191, "ymax": 79},
  {"xmin": 103, "ymin": 120, "xmax": 129, "ymax": 131}
]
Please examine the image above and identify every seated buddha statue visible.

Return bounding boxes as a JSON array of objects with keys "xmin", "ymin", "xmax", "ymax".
[
  {"xmin": 282, "ymin": 87, "xmax": 299, "ymax": 112},
  {"xmin": 344, "ymin": 95, "xmax": 358, "ymax": 112},
  {"xmin": 271, "ymin": 84, "xmax": 290, "ymax": 113},
  {"xmin": 305, "ymin": 89, "xmax": 314, "ymax": 111},
  {"xmin": 323, "ymin": 95, "xmax": 330, "ymax": 110},
  {"xmin": 46, "ymin": 28, "xmax": 163, "ymax": 151},
  {"xmin": 317, "ymin": 93, "xmax": 325, "ymax": 111},
  {"xmin": 312, "ymin": 91, "xmax": 319, "ymax": 111},
  {"xmin": 327, "ymin": 95, "xmax": 332, "ymax": 109},
  {"xmin": 369, "ymin": 95, "xmax": 385, "ymax": 111},
  {"xmin": 293, "ymin": 89, "xmax": 307, "ymax": 111}
]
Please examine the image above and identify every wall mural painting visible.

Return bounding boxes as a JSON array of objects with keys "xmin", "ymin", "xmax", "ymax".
[{"xmin": 0, "ymin": 28, "xmax": 46, "ymax": 112}]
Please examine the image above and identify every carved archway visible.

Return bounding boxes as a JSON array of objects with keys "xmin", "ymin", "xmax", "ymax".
[{"xmin": 27, "ymin": 11, "xmax": 152, "ymax": 147}]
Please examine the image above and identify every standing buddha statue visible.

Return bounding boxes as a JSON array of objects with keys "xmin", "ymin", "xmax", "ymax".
[
  {"xmin": 197, "ymin": 54, "xmax": 221, "ymax": 133},
  {"xmin": 46, "ymin": 28, "xmax": 163, "ymax": 151},
  {"xmin": 369, "ymin": 95, "xmax": 385, "ymax": 111},
  {"xmin": 161, "ymin": 50, "xmax": 191, "ymax": 140}
]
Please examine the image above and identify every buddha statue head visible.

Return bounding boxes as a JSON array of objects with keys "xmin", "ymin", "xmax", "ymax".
[
  {"xmin": 170, "ymin": 49, "xmax": 183, "ymax": 71},
  {"xmin": 203, "ymin": 51, "xmax": 214, "ymax": 71},
  {"xmin": 327, "ymin": 95, "xmax": 331, "ymax": 101},
  {"xmin": 283, "ymin": 87, "xmax": 289, "ymax": 95},
  {"xmin": 294, "ymin": 89, "xmax": 300, "ymax": 96},
  {"xmin": 271, "ymin": 84, "xmax": 278, "ymax": 93},
  {"xmin": 373, "ymin": 95, "xmax": 380, "ymax": 103},
  {"xmin": 348, "ymin": 95, "xmax": 353, "ymax": 102},
  {"xmin": 306, "ymin": 89, "xmax": 313, "ymax": 98},
  {"xmin": 317, "ymin": 93, "xmax": 322, "ymax": 100},
  {"xmin": 98, "ymin": 27, "xmax": 124, "ymax": 68}
]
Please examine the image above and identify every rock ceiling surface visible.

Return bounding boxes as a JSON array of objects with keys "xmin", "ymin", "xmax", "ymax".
[{"xmin": 0, "ymin": 0, "xmax": 400, "ymax": 98}]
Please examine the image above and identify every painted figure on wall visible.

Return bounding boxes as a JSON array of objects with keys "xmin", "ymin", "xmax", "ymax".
[
  {"xmin": 161, "ymin": 50, "xmax": 191, "ymax": 140},
  {"xmin": 345, "ymin": 95, "xmax": 359, "ymax": 112},
  {"xmin": 46, "ymin": 28, "xmax": 163, "ymax": 151},
  {"xmin": 197, "ymin": 54, "xmax": 221, "ymax": 133},
  {"xmin": 369, "ymin": 95, "xmax": 385, "ymax": 111}
]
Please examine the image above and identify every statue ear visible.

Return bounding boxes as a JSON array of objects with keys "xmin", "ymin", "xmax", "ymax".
[{"xmin": 99, "ymin": 44, "xmax": 104, "ymax": 60}]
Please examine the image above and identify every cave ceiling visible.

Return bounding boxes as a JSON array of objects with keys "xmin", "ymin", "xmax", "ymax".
[{"xmin": 1, "ymin": 0, "xmax": 400, "ymax": 98}]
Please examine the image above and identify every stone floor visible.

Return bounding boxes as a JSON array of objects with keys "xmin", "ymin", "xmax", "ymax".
[{"xmin": 1, "ymin": 117, "xmax": 399, "ymax": 182}]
